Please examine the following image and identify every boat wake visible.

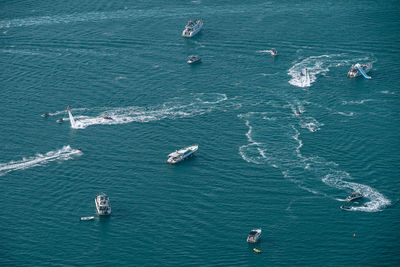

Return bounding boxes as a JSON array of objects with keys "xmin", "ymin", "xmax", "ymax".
[
  {"xmin": 54, "ymin": 93, "xmax": 229, "ymax": 129},
  {"xmin": 0, "ymin": 146, "xmax": 82, "ymax": 176},
  {"xmin": 238, "ymin": 108, "xmax": 390, "ymax": 212},
  {"xmin": 288, "ymin": 54, "xmax": 370, "ymax": 88}
]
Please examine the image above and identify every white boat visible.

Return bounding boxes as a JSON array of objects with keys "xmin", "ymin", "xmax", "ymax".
[
  {"xmin": 347, "ymin": 62, "xmax": 372, "ymax": 79},
  {"xmin": 95, "ymin": 193, "xmax": 111, "ymax": 216},
  {"xmin": 187, "ymin": 55, "xmax": 202, "ymax": 64},
  {"xmin": 247, "ymin": 228, "xmax": 262, "ymax": 243},
  {"xmin": 167, "ymin": 144, "xmax": 198, "ymax": 164},
  {"xmin": 182, "ymin": 19, "xmax": 203, "ymax": 37},
  {"xmin": 346, "ymin": 192, "xmax": 363, "ymax": 202},
  {"xmin": 80, "ymin": 216, "xmax": 94, "ymax": 221}
]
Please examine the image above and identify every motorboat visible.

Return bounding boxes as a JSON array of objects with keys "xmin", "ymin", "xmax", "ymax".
[
  {"xmin": 167, "ymin": 144, "xmax": 198, "ymax": 164},
  {"xmin": 269, "ymin": 48, "xmax": 278, "ymax": 56},
  {"xmin": 182, "ymin": 19, "xmax": 203, "ymax": 37},
  {"xmin": 80, "ymin": 216, "xmax": 94, "ymax": 221},
  {"xmin": 56, "ymin": 118, "xmax": 64, "ymax": 123},
  {"xmin": 347, "ymin": 62, "xmax": 372, "ymax": 79},
  {"xmin": 346, "ymin": 192, "xmax": 363, "ymax": 202},
  {"xmin": 103, "ymin": 116, "xmax": 113, "ymax": 120},
  {"xmin": 340, "ymin": 205, "xmax": 352, "ymax": 211},
  {"xmin": 247, "ymin": 228, "xmax": 262, "ymax": 243},
  {"xmin": 41, "ymin": 113, "xmax": 49, "ymax": 118},
  {"xmin": 95, "ymin": 193, "xmax": 111, "ymax": 216},
  {"xmin": 187, "ymin": 55, "xmax": 202, "ymax": 64}
]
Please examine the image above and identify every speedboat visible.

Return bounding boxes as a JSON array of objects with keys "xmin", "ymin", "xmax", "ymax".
[
  {"xmin": 187, "ymin": 55, "xmax": 202, "ymax": 64},
  {"xmin": 80, "ymin": 216, "xmax": 94, "ymax": 221},
  {"xmin": 269, "ymin": 48, "xmax": 278, "ymax": 56},
  {"xmin": 41, "ymin": 113, "xmax": 49, "ymax": 118},
  {"xmin": 347, "ymin": 62, "xmax": 372, "ymax": 78},
  {"xmin": 340, "ymin": 205, "xmax": 352, "ymax": 211},
  {"xmin": 167, "ymin": 144, "xmax": 198, "ymax": 164},
  {"xmin": 95, "ymin": 193, "xmax": 111, "ymax": 216},
  {"xmin": 56, "ymin": 118, "xmax": 64, "ymax": 123},
  {"xmin": 247, "ymin": 228, "xmax": 262, "ymax": 243},
  {"xmin": 346, "ymin": 192, "xmax": 363, "ymax": 202},
  {"xmin": 103, "ymin": 116, "xmax": 113, "ymax": 120},
  {"xmin": 182, "ymin": 19, "xmax": 203, "ymax": 37}
]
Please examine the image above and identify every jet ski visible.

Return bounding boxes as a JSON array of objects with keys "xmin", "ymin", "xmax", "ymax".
[
  {"xmin": 269, "ymin": 48, "xmax": 278, "ymax": 56},
  {"xmin": 340, "ymin": 205, "xmax": 352, "ymax": 211},
  {"xmin": 56, "ymin": 118, "xmax": 64, "ymax": 123},
  {"xmin": 253, "ymin": 248, "xmax": 262, "ymax": 253},
  {"xmin": 80, "ymin": 216, "xmax": 94, "ymax": 221},
  {"xmin": 103, "ymin": 116, "xmax": 113, "ymax": 120},
  {"xmin": 41, "ymin": 113, "xmax": 49, "ymax": 118}
]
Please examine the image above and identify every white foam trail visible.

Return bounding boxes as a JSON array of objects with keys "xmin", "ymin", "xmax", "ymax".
[
  {"xmin": 342, "ymin": 99, "xmax": 375, "ymax": 105},
  {"xmin": 0, "ymin": 146, "xmax": 82, "ymax": 176},
  {"xmin": 288, "ymin": 54, "xmax": 370, "ymax": 88},
  {"xmin": 299, "ymin": 116, "xmax": 324, "ymax": 132},
  {"xmin": 238, "ymin": 111, "xmax": 390, "ymax": 212},
  {"xmin": 337, "ymin": 111, "xmax": 355, "ymax": 117},
  {"xmin": 52, "ymin": 93, "xmax": 228, "ymax": 129}
]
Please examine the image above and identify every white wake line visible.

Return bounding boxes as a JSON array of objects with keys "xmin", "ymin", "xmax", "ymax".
[
  {"xmin": 238, "ymin": 115, "xmax": 390, "ymax": 212},
  {"xmin": 0, "ymin": 146, "xmax": 82, "ymax": 176}
]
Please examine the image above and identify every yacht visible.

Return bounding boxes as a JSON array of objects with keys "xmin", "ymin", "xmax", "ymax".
[
  {"xmin": 167, "ymin": 144, "xmax": 198, "ymax": 164},
  {"xmin": 187, "ymin": 55, "xmax": 202, "ymax": 64},
  {"xmin": 246, "ymin": 228, "xmax": 262, "ymax": 243},
  {"xmin": 346, "ymin": 192, "xmax": 363, "ymax": 202},
  {"xmin": 182, "ymin": 19, "xmax": 203, "ymax": 37},
  {"xmin": 95, "ymin": 193, "xmax": 111, "ymax": 216},
  {"xmin": 347, "ymin": 62, "xmax": 372, "ymax": 79}
]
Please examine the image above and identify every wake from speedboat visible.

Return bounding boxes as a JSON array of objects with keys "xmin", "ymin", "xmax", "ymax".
[
  {"xmin": 0, "ymin": 146, "xmax": 82, "ymax": 176},
  {"xmin": 53, "ymin": 93, "xmax": 229, "ymax": 129},
  {"xmin": 288, "ymin": 54, "xmax": 370, "ymax": 88},
  {"xmin": 238, "ymin": 105, "xmax": 390, "ymax": 212}
]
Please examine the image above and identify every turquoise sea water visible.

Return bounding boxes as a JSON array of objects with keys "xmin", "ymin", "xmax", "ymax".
[{"xmin": 1, "ymin": 1, "xmax": 399, "ymax": 265}]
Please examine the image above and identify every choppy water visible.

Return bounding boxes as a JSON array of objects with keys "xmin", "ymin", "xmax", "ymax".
[{"xmin": 1, "ymin": 1, "xmax": 399, "ymax": 265}]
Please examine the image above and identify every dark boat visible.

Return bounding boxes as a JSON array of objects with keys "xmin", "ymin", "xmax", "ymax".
[
  {"xmin": 187, "ymin": 55, "xmax": 202, "ymax": 64},
  {"xmin": 346, "ymin": 192, "xmax": 363, "ymax": 202},
  {"xmin": 340, "ymin": 205, "xmax": 352, "ymax": 211},
  {"xmin": 41, "ymin": 113, "xmax": 49, "ymax": 118},
  {"xmin": 56, "ymin": 118, "xmax": 64, "ymax": 123}
]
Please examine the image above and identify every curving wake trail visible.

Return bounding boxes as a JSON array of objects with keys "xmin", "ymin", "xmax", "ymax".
[
  {"xmin": 0, "ymin": 146, "xmax": 82, "ymax": 176},
  {"xmin": 238, "ymin": 106, "xmax": 390, "ymax": 212}
]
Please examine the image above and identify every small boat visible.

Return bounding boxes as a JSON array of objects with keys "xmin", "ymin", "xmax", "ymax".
[
  {"xmin": 41, "ymin": 113, "xmax": 49, "ymax": 118},
  {"xmin": 253, "ymin": 248, "xmax": 262, "ymax": 253},
  {"xmin": 340, "ymin": 205, "xmax": 352, "ymax": 211},
  {"xmin": 247, "ymin": 228, "xmax": 262, "ymax": 243},
  {"xmin": 103, "ymin": 116, "xmax": 113, "ymax": 120},
  {"xmin": 56, "ymin": 118, "xmax": 64, "ymax": 123},
  {"xmin": 187, "ymin": 55, "xmax": 202, "ymax": 64},
  {"xmin": 346, "ymin": 192, "xmax": 363, "ymax": 202},
  {"xmin": 95, "ymin": 193, "xmax": 111, "ymax": 216},
  {"xmin": 182, "ymin": 19, "xmax": 203, "ymax": 37},
  {"xmin": 347, "ymin": 62, "xmax": 372, "ymax": 79},
  {"xmin": 167, "ymin": 144, "xmax": 198, "ymax": 164},
  {"xmin": 80, "ymin": 216, "xmax": 94, "ymax": 221},
  {"xmin": 269, "ymin": 48, "xmax": 278, "ymax": 56}
]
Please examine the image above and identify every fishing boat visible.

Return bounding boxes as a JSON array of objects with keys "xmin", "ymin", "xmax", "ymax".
[
  {"xmin": 347, "ymin": 62, "xmax": 372, "ymax": 79},
  {"xmin": 95, "ymin": 193, "xmax": 111, "ymax": 216},
  {"xmin": 167, "ymin": 145, "xmax": 198, "ymax": 164},
  {"xmin": 187, "ymin": 55, "xmax": 202, "ymax": 64},
  {"xmin": 346, "ymin": 192, "xmax": 363, "ymax": 202},
  {"xmin": 247, "ymin": 228, "xmax": 262, "ymax": 243},
  {"xmin": 182, "ymin": 19, "xmax": 203, "ymax": 37}
]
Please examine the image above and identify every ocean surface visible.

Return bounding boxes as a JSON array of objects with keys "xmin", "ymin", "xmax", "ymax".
[{"xmin": 1, "ymin": 1, "xmax": 399, "ymax": 265}]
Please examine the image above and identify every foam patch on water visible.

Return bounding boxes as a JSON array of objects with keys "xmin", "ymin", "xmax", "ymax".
[
  {"xmin": 237, "ymin": 109, "xmax": 390, "ymax": 212},
  {"xmin": 342, "ymin": 99, "xmax": 375, "ymax": 105},
  {"xmin": 0, "ymin": 146, "xmax": 82, "ymax": 176},
  {"xmin": 288, "ymin": 54, "xmax": 370, "ymax": 88},
  {"xmin": 52, "ymin": 93, "xmax": 228, "ymax": 129}
]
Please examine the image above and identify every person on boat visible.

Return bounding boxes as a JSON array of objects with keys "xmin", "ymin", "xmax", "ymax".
[
  {"xmin": 103, "ymin": 116, "xmax": 112, "ymax": 120},
  {"xmin": 299, "ymin": 72, "xmax": 303, "ymax": 77},
  {"xmin": 296, "ymin": 112, "xmax": 302, "ymax": 115}
]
